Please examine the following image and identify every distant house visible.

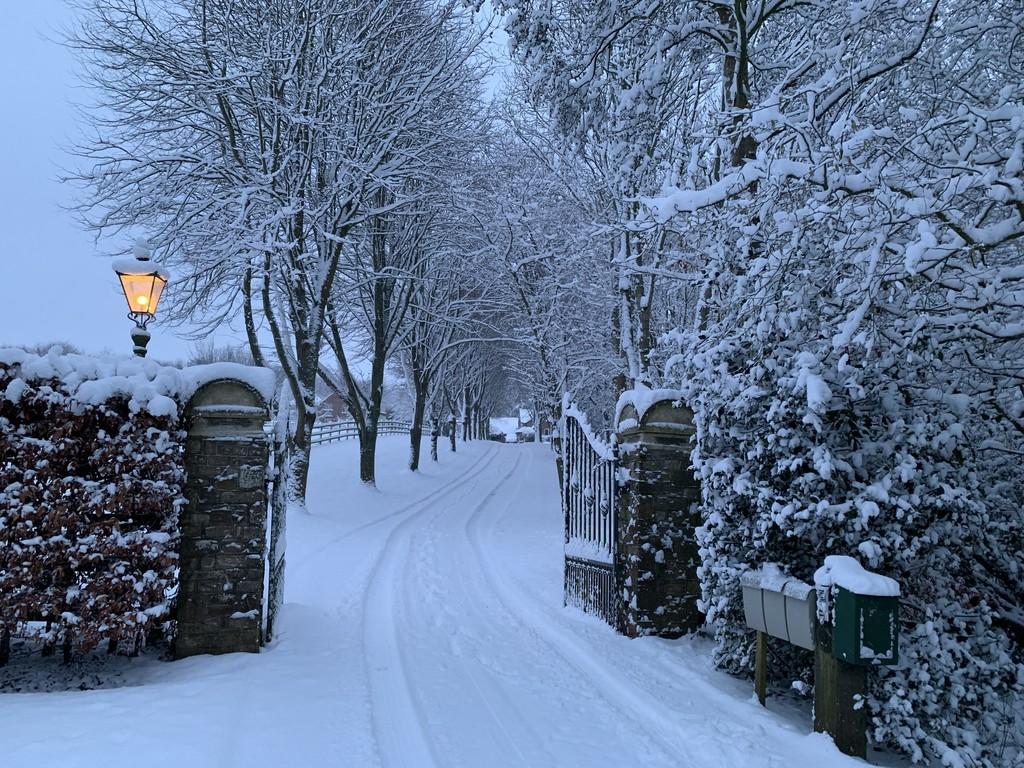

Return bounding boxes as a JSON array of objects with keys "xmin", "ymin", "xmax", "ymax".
[
  {"xmin": 517, "ymin": 408, "xmax": 533, "ymax": 429},
  {"xmin": 515, "ymin": 407, "xmax": 553, "ymax": 441},
  {"xmin": 317, "ymin": 392, "xmax": 348, "ymax": 422}
]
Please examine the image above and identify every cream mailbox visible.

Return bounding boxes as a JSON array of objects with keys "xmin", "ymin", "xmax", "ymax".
[{"xmin": 741, "ymin": 567, "xmax": 816, "ymax": 651}]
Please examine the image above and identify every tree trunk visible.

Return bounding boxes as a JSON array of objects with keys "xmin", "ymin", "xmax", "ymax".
[
  {"xmin": 290, "ymin": 410, "xmax": 315, "ymax": 501},
  {"xmin": 359, "ymin": 428, "xmax": 378, "ymax": 484},
  {"xmin": 552, "ymin": 396, "xmax": 565, "ymax": 495},
  {"xmin": 242, "ymin": 267, "xmax": 266, "ymax": 368},
  {"xmin": 449, "ymin": 415, "xmax": 457, "ymax": 452},
  {"xmin": 409, "ymin": 382, "xmax": 427, "ymax": 471},
  {"xmin": 430, "ymin": 416, "xmax": 440, "ymax": 461}
]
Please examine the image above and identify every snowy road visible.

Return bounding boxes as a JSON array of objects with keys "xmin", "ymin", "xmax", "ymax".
[{"xmin": 1, "ymin": 438, "xmax": 860, "ymax": 768}]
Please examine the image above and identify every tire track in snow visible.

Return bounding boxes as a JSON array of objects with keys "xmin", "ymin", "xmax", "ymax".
[
  {"xmin": 361, "ymin": 445, "xmax": 502, "ymax": 768},
  {"xmin": 487, "ymin": 451, "xmax": 808, "ymax": 765},
  {"xmin": 462, "ymin": 447, "xmax": 704, "ymax": 766},
  {"xmin": 400, "ymin": 453, "xmax": 563, "ymax": 768},
  {"xmin": 292, "ymin": 444, "xmax": 498, "ymax": 576}
]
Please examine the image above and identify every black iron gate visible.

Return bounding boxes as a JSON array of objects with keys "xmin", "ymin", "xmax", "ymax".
[{"xmin": 562, "ymin": 408, "xmax": 618, "ymax": 625}]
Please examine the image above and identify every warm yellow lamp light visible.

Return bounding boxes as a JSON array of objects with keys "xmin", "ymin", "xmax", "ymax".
[{"xmin": 115, "ymin": 269, "xmax": 166, "ymax": 318}]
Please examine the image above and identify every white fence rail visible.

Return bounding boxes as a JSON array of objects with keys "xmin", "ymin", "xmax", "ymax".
[{"xmin": 310, "ymin": 420, "xmax": 412, "ymax": 445}]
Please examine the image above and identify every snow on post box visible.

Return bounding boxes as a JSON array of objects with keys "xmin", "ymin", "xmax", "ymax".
[
  {"xmin": 814, "ymin": 556, "xmax": 900, "ymax": 666},
  {"xmin": 740, "ymin": 565, "xmax": 816, "ymax": 651}
]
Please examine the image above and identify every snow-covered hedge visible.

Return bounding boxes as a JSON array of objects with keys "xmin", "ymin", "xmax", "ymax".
[
  {"xmin": 676, "ymin": 307, "xmax": 1024, "ymax": 765},
  {"xmin": 0, "ymin": 347, "xmax": 276, "ymax": 656}
]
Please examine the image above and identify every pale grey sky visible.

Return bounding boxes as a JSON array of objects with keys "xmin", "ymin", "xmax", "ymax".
[
  {"xmin": 0, "ymin": 2, "xmax": 510, "ymax": 363},
  {"xmin": 0, "ymin": 1, "xmax": 212, "ymax": 360}
]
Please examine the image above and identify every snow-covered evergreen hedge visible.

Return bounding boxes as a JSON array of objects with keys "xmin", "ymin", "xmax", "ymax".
[
  {"xmin": 683, "ymin": 325, "xmax": 1023, "ymax": 765},
  {"xmin": 0, "ymin": 347, "xmax": 277, "ymax": 656}
]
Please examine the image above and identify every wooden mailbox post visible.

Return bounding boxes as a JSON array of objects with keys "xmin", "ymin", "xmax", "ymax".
[{"xmin": 742, "ymin": 557, "xmax": 901, "ymax": 760}]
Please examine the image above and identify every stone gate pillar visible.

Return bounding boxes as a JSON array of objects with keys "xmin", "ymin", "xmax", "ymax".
[
  {"xmin": 616, "ymin": 396, "xmax": 702, "ymax": 637},
  {"xmin": 176, "ymin": 379, "xmax": 270, "ymax": 659}
]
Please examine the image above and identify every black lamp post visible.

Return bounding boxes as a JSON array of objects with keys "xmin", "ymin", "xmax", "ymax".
[{"xmin": 112, "ymin": 240, "xmax": 169, "ymax": 357}]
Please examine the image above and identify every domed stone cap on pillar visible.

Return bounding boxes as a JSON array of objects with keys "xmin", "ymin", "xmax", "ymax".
[
  {"xmin": 185, "ymin": 379, "xmax": 270, "ymax": 437},
  {"xmin": 616, "ymin": 389, "xmax": 694, "ymax": 440},
  {"xmin": 186, "ymin": 377, "xmax": 269, "ymax": 413}
]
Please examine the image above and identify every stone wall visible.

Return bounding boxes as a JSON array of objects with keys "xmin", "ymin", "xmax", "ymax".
[
  {"xmin": 176, "ymin": 380, "xmax": 270, "ymax": 659},
  {"xmin": 615, "ymin": 399, "xmax": 703, "ymax": 637}
]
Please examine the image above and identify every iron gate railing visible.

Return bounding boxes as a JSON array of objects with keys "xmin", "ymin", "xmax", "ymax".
[
  {"xmin": 562, "ymin": 407, "xmax": 618, "ymax": 626},
  {"xmin": 263, "ymin": 415, "xmax": 288, "ymax": 644}
]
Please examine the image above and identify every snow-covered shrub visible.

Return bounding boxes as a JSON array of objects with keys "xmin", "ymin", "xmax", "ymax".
[
  {"xmin": 0, "ymin": 347, "xmax": 278, "ymax": 658},
  {"xmin": 640, "ymin": 2, "xmax": 1024, "ymax": 763},
  {"xmin": 664, "ymin": 50, "xmax": 1024, "ymax": 752},
  {"xmin": 0, "ymin": 355, "xmax": 185, "ymax": 655},
  {"xmin": 680, "ymin": 294, "xmax": 1023, "ymax": 763}
]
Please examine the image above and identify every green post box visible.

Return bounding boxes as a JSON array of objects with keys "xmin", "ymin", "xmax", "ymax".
[{"xmin": 832, "ymin": 586, "xmax": 899, "ymax": 666}]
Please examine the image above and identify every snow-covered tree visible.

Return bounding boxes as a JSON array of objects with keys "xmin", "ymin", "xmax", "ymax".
[
  {"xmin": 494, "ymin": 1, "xmax": 709, "ymax": 391},
  {"xmin": 503, "ymin": 0, "xmax": 1024, "ymax": 763},
  {"xmin": 70, "ymin": 0, "xmax": 486, "ymax": 499},
  {"xmin": 469, "ymin": 126, "xmax": 624, "ymax": 429},
  {"xmin": 398, "ymin": 207, "xmax": 494, "ymax": 470}
]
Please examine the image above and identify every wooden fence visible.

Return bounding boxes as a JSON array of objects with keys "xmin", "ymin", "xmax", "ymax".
[{"xmin": 310, "ymin": 419, "xmax": 412, "ymax": 445}]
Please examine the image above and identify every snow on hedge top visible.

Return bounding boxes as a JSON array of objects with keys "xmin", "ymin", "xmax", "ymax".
[
  {"xmin": 0, "ymin": 346, "xmax": 277, "ymax": 420},
  {"xmin": 813, "ymin": 555, "xmax": 900, "ymax": 597},
  {"xmin": 614, "ymin": 386, "xmax": 687, "ymax": 428}
]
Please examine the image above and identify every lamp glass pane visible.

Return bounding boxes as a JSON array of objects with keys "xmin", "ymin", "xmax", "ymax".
[
  {"xmin": 148, "ymin": 276, "xmax": 167, "ymax": 314},
  {"xmin": 118, "ymin": 273, "xmax": 158, "ymax": 315}
]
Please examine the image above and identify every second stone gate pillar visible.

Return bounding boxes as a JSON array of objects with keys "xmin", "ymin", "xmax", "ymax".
[{"xmin": 616, "ymin": 395, "xmax": 703, "ymax": 637}]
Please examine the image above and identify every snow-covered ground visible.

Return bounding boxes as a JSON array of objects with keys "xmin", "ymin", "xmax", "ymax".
[{"xmin": 1, "ymin": 438, "xmax": 868, "ymax": 767}]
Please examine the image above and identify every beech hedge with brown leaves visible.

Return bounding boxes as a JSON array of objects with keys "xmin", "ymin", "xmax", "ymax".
[{"xmin": 0, "ymin": 366, "xmax": 184, "ymax": 655}]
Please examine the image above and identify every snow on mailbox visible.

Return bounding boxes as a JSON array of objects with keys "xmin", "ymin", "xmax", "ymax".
[
  {"xmin": 740, "ymin": 564, "xmax": 816, "ymax": 651},
  {"xmin": 814, "ymin": 555, "xmax": 900, "ymax": 666}
]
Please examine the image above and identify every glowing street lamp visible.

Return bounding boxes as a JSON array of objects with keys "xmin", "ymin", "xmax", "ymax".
[{"xmin": 112, "ymin": 239, "xmax": 170, "ymax": 357}]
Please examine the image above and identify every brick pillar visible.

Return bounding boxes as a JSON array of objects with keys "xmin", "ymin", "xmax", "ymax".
[
  {"xmin": 616, "ymin": 398, "xmax": 702, "ymax": 637},
  {"xmin": 176, "ymin": 379, "xmax": 270, "ymax": 659}
]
